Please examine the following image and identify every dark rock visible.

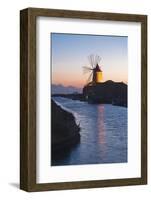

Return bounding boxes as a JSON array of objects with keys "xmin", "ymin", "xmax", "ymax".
[
  {"xmin": 52, "ymin": 80, "xmax": 127, "ymax": 107},
  {"xmin": 51, "ymin": 100, "xmax": 80, "ymax": 157},
  {"xmin": 83, "ymin": 81, "xmax": 127, "ymax": 107}
]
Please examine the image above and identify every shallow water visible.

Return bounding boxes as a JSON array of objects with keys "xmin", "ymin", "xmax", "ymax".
[{"xmin": 51, "ymin": 97, "xmax": 127, "ymax": 166}]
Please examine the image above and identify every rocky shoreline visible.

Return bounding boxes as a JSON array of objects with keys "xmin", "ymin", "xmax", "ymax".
[
  {"xmin": 51, "ymin": 100, "xmax": 80, "ymax": 160},
  {"xmin": 52, "ymin": 81, "xmax": 127, "ymax": 107}
]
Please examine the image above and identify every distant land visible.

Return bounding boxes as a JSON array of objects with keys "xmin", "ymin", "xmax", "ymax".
[
  {"xmin": 52, "ymin": 81, "xmax": 127, "ymax": 107},
  {"xmin": 51, "ymin": 84, "xmax": 82, "ymax": 94}
]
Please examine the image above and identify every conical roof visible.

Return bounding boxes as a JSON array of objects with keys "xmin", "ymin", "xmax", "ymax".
[{"xmin": 95, "ymin": 64, "xmax": 102, "ymax": 72}]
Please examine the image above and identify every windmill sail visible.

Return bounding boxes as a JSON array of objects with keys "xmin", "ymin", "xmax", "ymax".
[
  {"xmin": 83, "ymin": 66, "xmax": 93, "ymax": 74},
  {"xmin": 87, "ymin": 72, "xmax": 93, "ymax": 84},
  {"xmin": 83, "ymin": 54, "xmax": 103, "ymax": 84}
]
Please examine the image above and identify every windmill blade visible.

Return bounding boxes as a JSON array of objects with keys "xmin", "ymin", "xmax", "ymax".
[
  {"xmin": 93, "ymin": 55, "xmax": 96, "ymax": 67},
  {"xmin": 92, "ymin": 54, "xmax": 95, "ymax": 68},
  {"xmin": 83, "ymin": 66, "xmax": 92, "ymax": 70},
  {"xmin": 83, "ymin": 66, "xmax": 93, "ymax": 74},
  {"xmin": 88, "ymin": 55, "xmax": 92, "ymax": 68},
  {"xmin": 95, "ymin": 55, "xmax": 98, "ymax": 66},
  {"xmin": 97, "ymin": 55, "xmax": 101, "ymax": 64},
  {"xmin": 95, "ymin": 55, "xmax": 98, "ymax": 64},
  {"xmin": 90, "ymin": 54, "xmax": 94, "ymax": 68},
  {"xmin": 88, "ymin": 54, "xmax": 95, "ymax": 69},
  {"xmin": 95, "ymin": 55, "xmax": 101, "ymax": 66},
  {"xmin": 87, "ymin": 71, "xmax": 93, "ymax": 83}
]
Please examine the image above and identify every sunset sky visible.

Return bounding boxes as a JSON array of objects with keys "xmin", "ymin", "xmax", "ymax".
[{"xmin": 51, "ymin": 33, "xmax": 128, "ymax": 88}]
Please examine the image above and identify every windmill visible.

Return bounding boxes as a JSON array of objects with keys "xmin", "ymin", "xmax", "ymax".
[{"xmin": 83, "ymin": 54, "xmax": 103, "ymax": 85}]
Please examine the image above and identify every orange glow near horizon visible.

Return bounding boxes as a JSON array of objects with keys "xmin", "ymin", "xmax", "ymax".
[
  {"xmin": 52, "ymin": 72, "xmax": 128, "ymax": 88},
  {"xmin": 51, "ymin": 33, "xmax": 128, "ymax": 88},
  {"xmin": 52, "ymin": 74, "xmax": 85, "ymax": 88}
]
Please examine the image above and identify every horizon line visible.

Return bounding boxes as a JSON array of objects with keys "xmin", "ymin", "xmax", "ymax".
[{"xmin": 52, "ymin": 80, "xmax": 128, "ymax": 88}]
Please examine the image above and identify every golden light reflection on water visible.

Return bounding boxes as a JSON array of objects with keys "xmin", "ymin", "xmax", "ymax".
[{"xmin": 97, "ymin": 105, "xmax": 107, "ymax": 159}]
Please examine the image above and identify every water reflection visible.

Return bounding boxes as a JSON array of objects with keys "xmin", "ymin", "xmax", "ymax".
[
  {"xmin": 52, "ymin": 97, "xmax": 127, "ymax": 166},
  {"xmin": 97, "ymin": 105, "xmax": 107, "ymax": 159}
]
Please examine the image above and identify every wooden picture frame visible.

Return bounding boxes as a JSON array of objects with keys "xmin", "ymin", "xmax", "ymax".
[{"xmin": 20, "ymin": 7, "xmax": 147, "ymax": 192}]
